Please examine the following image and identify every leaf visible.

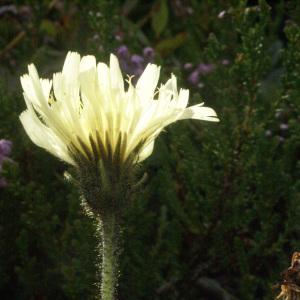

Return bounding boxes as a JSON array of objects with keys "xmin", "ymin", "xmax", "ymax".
[
  {"xmin": 155, "ymin": 32, "xmax": 187, "ymax": 56},
  {"xmin": 39, "ymin": 19, "xmax": 57, "ymax": 37},
  {"xmin": 151, "ymin": 0, "xmax": 169, "ymax": 38}
]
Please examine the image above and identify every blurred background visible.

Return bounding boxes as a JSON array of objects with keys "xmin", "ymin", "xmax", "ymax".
[{"xmin": 1, "ymin": 0, "xmax": 300, "ymax": 299}]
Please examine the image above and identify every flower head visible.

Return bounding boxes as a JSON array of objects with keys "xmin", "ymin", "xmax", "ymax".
[{"xmin": 20, "ymin": 51, "xmax": 219, "ymax": 167}]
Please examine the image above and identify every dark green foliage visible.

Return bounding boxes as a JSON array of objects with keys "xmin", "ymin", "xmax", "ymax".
[
  {"xmin": 1, "ymin": 1, "xmax": 300, "ymax": 299},
  {"xmin": 0, "ymin": 85, "xmax": 98, "ymax": 299}
]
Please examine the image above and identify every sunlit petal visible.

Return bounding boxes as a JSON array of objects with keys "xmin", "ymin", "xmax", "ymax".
[{"xmin": 20, "ymin": 51, "xmax": 219, "ymax": 166}]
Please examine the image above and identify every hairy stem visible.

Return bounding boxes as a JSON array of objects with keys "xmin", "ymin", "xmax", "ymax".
[{"xmin": 100, "ymin": 215, "xmax": 119, "ymax": 300}]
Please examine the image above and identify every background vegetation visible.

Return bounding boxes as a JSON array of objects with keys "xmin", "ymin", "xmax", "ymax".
[{"xmin": 1, "ymin": 0, "xmax": 300, "ymax": 299}]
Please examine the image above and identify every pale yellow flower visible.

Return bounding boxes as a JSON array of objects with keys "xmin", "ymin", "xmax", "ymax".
[{"xmin": 20, "ymin": 51, "xmax": 219, "ymax": 166}]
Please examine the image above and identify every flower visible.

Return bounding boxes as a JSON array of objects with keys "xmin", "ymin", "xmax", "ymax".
[
  {"xmin": 0, "ymin": 139, "xmax": 13, "ymax": 188},
  {"xmin": 116, "ymin": 46, "xmax": 155, "ymax": 80},
  {"xmin": 0, "ymin": 139, "xmax": 12, "ymax": 158},
  {"xmin": 117, "ymin": 45, "xmax": 129, "ymax": 59},
  {"xmin": 130, "ymin": 54, "xmax": 145, "ymax": 77},
  {"xmin": 143, "ymin": 47, "xmax": 155, "ymax": 60},
  {"xmin": 218, "ymin": 10, "xmax": 226, "ymax": 19},
  {"xmin": 197, "ymin": 63, "xmax": 215, "ymax": 75},
  {"xmin": 185, "ymin": 62, "xmax": 216, "ymax": 87},
  {"xmin": 221, "ymin": 59, "xmax": 230, "ymax": 65},
  {"xmin": 188, "ymin": 69, "xmax": 200, "ymax": 86},
  {"xmin": 20, "ymin": 51, "xmax": 219, "ymax": 167},
  {"xmin": 280, "ymin": 123, "xmax": 289, "ymax": 131},
  {"xmin": 183, "ymin": 63, "xmax": 193, "ymax": 71}
]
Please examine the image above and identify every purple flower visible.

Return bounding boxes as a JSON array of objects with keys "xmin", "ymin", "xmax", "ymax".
[
  {"xmin": 131, "ymin": 54, "xmax": 144, "ymax": 67},
  {"xmin": 197, "ymin": 63, "xmax": 215, "ymax": 75},
  {"xmin": 143, "ymin": 47, "xmax": 155, "ymax": 61},
  {"xmin": 0, "ymin": 139, "xmax": 12, "ymax": 157},
  {"xmin": 221, "ymin": 59, "xmax": 230, "ymax": 65},
  {"xmin": 117, "ymin": 45, "xmax": 129, "ymax": 59},
  {"xmin": 183, "ymin": 63, "xmax": 193, "ymax": 71},
  {"xmin": 130, "ymin": 55, "xmax": 145, "ymax": 77},
  {"xmin": 280, "ymin": 124, "xmax": 289, "ymax": 131},
  {"xmin": 188, "ymin": 69, "xmax": 200, "ymax": 86},
  {"xmin": 185, "ymin": 61, "xmax": 215, "ymax": 87},
  {"xmin": 0, "ymin": 139, "xmax": 12, "ymax": 188},
  {"xmin": 116, "ymin": 46, "xmax": 156, "ymax": 81}
]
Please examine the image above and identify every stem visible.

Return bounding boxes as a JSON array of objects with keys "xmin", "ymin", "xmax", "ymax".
[
  {"xmin": 101, "ymin": 215, "xmax": 119, "ymax": 300},
  {"xmin": 78, "ymin": 163, "xmax": 130, "ymax": 300}
]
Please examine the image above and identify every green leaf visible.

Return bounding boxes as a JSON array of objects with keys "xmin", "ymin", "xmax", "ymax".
[
  {"xmin": 155, "ymin": 32, "xmax": 187, "ymax": 56},
  {"xmin": 151, "ymin": 0, "xmax": 169, "ymax": 38},
  {"xmin": 40, "ymin": 19, "xmax": 57, "ymax": 37}
]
